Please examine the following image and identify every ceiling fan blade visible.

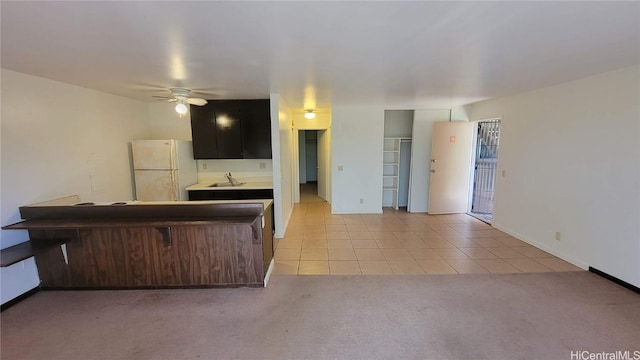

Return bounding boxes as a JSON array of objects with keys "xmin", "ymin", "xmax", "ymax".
[
  {"xmin": 186, "ymin": 98, "xmax": 208, "ymax": 106},
  {"xmin": 151, "ymin": 96, "xmax": 177, "ymax": 103}
]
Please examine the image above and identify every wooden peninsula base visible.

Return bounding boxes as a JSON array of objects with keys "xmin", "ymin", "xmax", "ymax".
[{"xmin": 2, "ymin": 196, "xmax": 274, "ymax": 289}]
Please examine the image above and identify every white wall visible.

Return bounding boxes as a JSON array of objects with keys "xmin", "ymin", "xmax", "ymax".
[
  {"xmin": 331, "ymin": 105, "xmax": 384, "ymax": 213},
  {"xmin": 298, "ymin": 131, "xmax": 307, "ymax": 184},
  {"xmin": 148, "ymin": 103, "xmax": 192, "ymax": 140},
  {"xmin": 384, "ymin": 110, "xmax": 414, "ymax": 137},
  {"xmin": 451, "ymin": 106, "xmax": 469, "ymax": 122},
  {"xmin": 196, "ymin": 159, "xmax": 273, "ymax": 184},
  {"xmin": 148, "ymin": 103, "xmax": 274, "ymax": 184},
  {"xmin": 408, "ymin": 110, "xmax": 452, "ymax": 212},
  {"xmin": 465, "ymin": 64, "xmax": 640, "ymax": 288},
  {"xmin": 294, "ymin": 110, "xmax": 331, "ymax": 130},
  {"xmin": 0, "ymin": 69, "xmax": 150, "ymax": 304},
  {"xmin": 324, "ymin": 127, "xmax": 332, "ymax": 203},
  {"xmin": 270, "ymin": 94, "xmax": 294, "ymax": 238},
  {"xmin": 317, "ymin": 129, "xmax": 331, "ymax": 202}
]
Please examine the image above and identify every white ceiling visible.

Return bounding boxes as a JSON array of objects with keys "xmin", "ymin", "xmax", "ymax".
[{"xmin": 1, "ymin": 1, "xmax": 639, "ymax": 110}]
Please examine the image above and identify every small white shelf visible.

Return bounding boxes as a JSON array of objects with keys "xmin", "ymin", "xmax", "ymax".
[
  {"xmin": 381, "ymin": 137, "xmax": 410, "ymax": 210},
  {"xmin": 382, "ymin": 136, "xmax": 412, "ymax": 210},
  {"xmin": 383, "ymin": 138, "xmax": 400, "ymax": 152}
]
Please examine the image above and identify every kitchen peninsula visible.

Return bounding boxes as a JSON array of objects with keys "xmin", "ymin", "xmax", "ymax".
[{"xmin": 1, "ymin": 196, "xmax": 274, "ymax": 289}]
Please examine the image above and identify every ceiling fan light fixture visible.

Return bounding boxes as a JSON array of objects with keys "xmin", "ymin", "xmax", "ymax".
[
  {"xmin": 304, "ymin": 110, "xmax": 316, "ymax": 119},
  {"xmin": 175, "ymin": 100, "xmax": 188, "ymax": 116}
]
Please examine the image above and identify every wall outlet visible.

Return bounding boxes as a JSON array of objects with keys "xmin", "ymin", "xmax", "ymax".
[
  {"xmin": 202, "ymin": 163, "xmax": 207, "ymax": 170},
  {"xmin": 259, "ymin": 162, "xmax": 266, "ymax": 169},
  {"xmin": 555, "ymin": 232, "xmax": 561, "ymax": 241},
  {"xmin": 359, "ymin": 198, "xmax": 364, "ymax": 204},
  {"xmin": 338, "ymin": 165, "xmax": 344, "ymax": 171}
]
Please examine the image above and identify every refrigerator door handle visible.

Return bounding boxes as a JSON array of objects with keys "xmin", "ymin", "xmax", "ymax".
[{"xmin": 170, "ymin": 170, "xmax": 179, "ymax": 201}]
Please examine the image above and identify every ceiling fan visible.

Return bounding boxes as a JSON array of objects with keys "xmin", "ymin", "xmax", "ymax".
[{"xmin": 153, "ymin": 88, "xmax": 208, "ymax": 116}]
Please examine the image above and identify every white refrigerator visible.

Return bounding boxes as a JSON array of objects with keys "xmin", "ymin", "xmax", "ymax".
[{"xmin": 132, "ymin": 140, "xmax": 198, "ymax": 201}]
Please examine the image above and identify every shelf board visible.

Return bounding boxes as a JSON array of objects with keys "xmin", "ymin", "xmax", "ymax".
[
  {"xmin": 383, "ymin": 150, "xmax": 399, "ymax": 153},
  {"xmin": 383, "ymin": 162, "xmax": 398, "ymax": 166},
  {"xmin": 1, "ymin": 242, "xmax": 33, "ymax": 267},
  {"xmin": 383, "ymin": 186, "xmax": 397, "ymax": 190},
  {"xmin": 383, "ymin": 175, "xmax": 398, "ymax": 178}
]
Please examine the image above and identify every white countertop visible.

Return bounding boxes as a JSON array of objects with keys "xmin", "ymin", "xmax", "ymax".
[
  {"xmin": 186, "ymin": 181, "xmax": 273, "ymax": 191},
  {"xmin": 27, "ymin": 196, "xmax": 273, "ymax": 210},
  {"xmin": 136, "ymin": 199, "xmax": 273, "ymax": 208}
]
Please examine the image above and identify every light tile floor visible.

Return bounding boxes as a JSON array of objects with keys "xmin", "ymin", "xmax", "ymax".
[{"xmin": 273, "ymin": 189, "xmax": 583, "ymax": 276}]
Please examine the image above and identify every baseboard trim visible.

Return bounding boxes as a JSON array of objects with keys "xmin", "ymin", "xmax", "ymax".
[
  {"xmin": 589, "ymin": 267, "xmax": 640, "ymax": 294},
  {"xmin": 1, "ymin": 286, "xmax": 40, "ymax": 312},
  {"xmin": 490, "ymin": 223, "xmax": 589, "ymax": 270},
  {"xmin": 263, "ymin": 259, "xmax": 275, "ymax": 287},
  {"xmin": 467, "ymin": 212, "xmax": 491, "ymax": 225}
]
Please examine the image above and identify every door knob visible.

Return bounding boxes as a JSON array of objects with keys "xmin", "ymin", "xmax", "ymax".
[
  {"xmin": 431, "ymin": 159, "xmax": 437, "ymax": 163},
  {"xmin": 430, "ymin": 169, "xmax": 436, "ymax": 173}
]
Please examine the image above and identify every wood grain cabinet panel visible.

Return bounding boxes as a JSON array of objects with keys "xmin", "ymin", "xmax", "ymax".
[
  {"xmin": 241, "ymin": 99, "xmax": 272, "ymax": 159},
  {"xmin": 190, "ymin": 104, "xmax": 219, "ymax": 159},
  {"xmin": 213, "ymin": 101, "xmax": 244, "ymax": 159},
  {"xmin": 33, "ymin": 222, "xmax": 269, "ymax": 288}
]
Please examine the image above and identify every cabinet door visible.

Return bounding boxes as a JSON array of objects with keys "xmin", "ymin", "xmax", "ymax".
[
  {"xmin": 190, "ymin": 104, "xmax": 218, "ymax": 159},
  {"xmin": 214, "ymin": 101, "xmax": 244, "ymax": 159},
  {"xmin": 241, "ymin": 99, "xmax": 272, "ymax": 159}
]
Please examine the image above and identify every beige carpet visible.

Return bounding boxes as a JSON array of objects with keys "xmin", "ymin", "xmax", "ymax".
[{"xmin": 1, "ymin": 272, "xmax": 639, "ymax": 360}]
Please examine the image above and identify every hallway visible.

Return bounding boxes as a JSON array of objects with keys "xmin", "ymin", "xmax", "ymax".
[{"xmin": 299, "ymin": 182, "xmax": 325, "ymax": 203}]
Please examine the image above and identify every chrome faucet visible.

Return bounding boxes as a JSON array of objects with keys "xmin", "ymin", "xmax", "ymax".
[{"xmin": 225, "ymin": 172, "xmax": 239, "ymax": 186}]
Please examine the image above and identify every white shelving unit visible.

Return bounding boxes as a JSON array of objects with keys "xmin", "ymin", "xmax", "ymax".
[{"xmin": 382, "ymin": 137, "xmax": 408, "ymax": 210}]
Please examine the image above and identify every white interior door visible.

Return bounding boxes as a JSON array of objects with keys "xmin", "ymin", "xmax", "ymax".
[
  {"xmin": 408, "ymin": 109, "xmax": 450, "ymax": 212},
  {"xmin": 428, "ymin": 121, "xmax": 474, "ymax": 214},
  {"xmin": 317, "ymin": 129, "xmax": 329, "ymax": 201}
]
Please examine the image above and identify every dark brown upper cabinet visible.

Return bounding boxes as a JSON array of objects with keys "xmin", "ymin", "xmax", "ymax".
[
  {"xmin": 190, "ymin": 99, "xmax": 272, "ymax": 159},
  {"xmin": 241, "ymin": 100, "xmax": 272, "ymax": 159},
  {"xmin": 213, "ymin": 101, "xmax": 243, "ymax": 159},
  {"xmin": 190, "ymin": 104, "xmax": 218, "ymax": 159}
]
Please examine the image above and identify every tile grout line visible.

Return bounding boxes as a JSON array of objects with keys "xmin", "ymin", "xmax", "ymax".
[{"xmin": 277, "ymin": 199, "xmax": 569, "ymax": 275}]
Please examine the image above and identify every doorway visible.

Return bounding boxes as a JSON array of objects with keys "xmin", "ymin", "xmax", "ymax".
[
  {"xmin": 469, "ymin": 119, "xmax": 501, "ymax": 223},
  {"xmin": 383, "ymin": 110, "xmax": 414, "ymax": 210},
  {"xmin": 298, "ymin": 130, "xmax": 328, "ymax": 203}
]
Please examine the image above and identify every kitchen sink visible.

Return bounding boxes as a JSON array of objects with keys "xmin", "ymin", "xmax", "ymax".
[{"xmin": 208, "ymin": 182, "xmax": 246, "ymax": 187}]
